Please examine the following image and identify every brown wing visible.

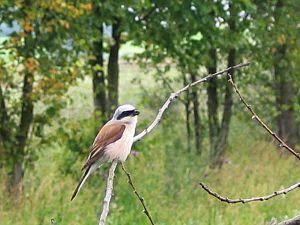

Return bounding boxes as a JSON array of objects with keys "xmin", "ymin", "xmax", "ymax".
[{"xmin": 81, "ymin": 123, "xmax": 125, "ymax": 171}]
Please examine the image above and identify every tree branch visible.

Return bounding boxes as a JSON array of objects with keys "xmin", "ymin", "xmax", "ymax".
[
  {"xmin": 227, "ymin": 74, "xmax": 300, "ymax": 160},
  {"xmin": 98, "ymin": 160, "xmax": 118, "ymax": 225},
  {"xmin": 198, "ymin": 73, "xmax": 300, "ymax": 204},
  {"xmin": 133, "ymin": 62, "xmax": 250, "ymax": 143},
  {"xmin": 199, "ymin": 181, "xmax": 300, "ymax": 204},
  {"xmin": 277, "ymin": 215, "xmax": 300, "ymax": 225},
  {"xmin": 98, "ymin": 62, "xmax": 250, "ymax": 224},
  {"xmin": 121, "ymin": 163, "xmax": 155, "ymax": 225}
]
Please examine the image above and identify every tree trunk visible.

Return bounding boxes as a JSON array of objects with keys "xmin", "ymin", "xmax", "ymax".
[
  {"xmin": 273, "ymin": 0, "xmax": 298, "ymax": 148},
  {"xmin": 107, "ymin": 18, "xmax": 121, "ymax": 116},
  {"xmin": 0, "ymin": 86, "xmax": 9, "ymax": 165},
  {"xmin": 13, "ymin": 69, "xmax": 34, "ymax": 196},
  {"xmin": 211, "ymin": 2, "xmax": 236, "ymax": 166},
  {"xmin": 274, "ymin": 47, "xmax": 298, "ymax": 148},
  {"xmin": 183, "ymin": 74, "xmax": 192, "ymax": 151},
  {"xmin": 0, "ymin": 85, "xmax": 9, "ymax": 145},
  {"xmin": 213, "ymin": 48, "xmax": 235, "ymax": 165},
  {"xmin": 12, "ymin": 16, "xmax": 35, "ymax": 195},
  {"xmin": 206, "ymin": 49, "xmax": 219, "ymax": 153},
  {"xmin": 12, "ymin": 161, "xmax": 23, "ymax": 195},
  {"xmin": 91, "ymin": 19, "xmax": 106, "ymax": 118},
  {"xmin": 190, "ymin": 73, "xmax": 202, "ymax": 154}
]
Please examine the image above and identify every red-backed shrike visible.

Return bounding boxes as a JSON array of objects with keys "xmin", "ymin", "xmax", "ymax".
[{"xmin": 71, "ymin": 104, "xmax": 139, "ymax": 201}]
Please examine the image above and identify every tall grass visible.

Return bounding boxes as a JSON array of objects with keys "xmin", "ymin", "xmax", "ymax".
[{"xmin": 1, "ymin": 117, "xmax": 299, "ymax": 225}]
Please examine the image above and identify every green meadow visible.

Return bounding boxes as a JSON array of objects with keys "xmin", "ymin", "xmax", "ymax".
[{"xmin": 1, "ymin": 62, "xmax": 299, "ymax": 225}]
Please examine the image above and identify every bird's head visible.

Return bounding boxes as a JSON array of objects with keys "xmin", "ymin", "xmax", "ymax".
[{"xmin": 112, "ymin": 104, "xmax": 139, "ymax": 124}]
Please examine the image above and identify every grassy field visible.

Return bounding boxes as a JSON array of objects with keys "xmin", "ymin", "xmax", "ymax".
[{"xmin": 1, "ymin": 62, "xmax": 299, "ymax": 225}]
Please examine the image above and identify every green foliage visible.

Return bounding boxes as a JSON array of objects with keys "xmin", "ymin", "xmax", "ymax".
[{"xmin": 0, "ymin": 0, "xmax": 92, "ymax": 171}]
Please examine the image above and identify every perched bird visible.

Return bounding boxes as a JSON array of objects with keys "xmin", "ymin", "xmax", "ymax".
[{"xmin": 71, "ymin": 104, "xmax": 139, "ymax": 201}]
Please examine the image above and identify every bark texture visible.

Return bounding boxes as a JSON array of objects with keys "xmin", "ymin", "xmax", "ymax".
[
  {"xmin": 183, "ymin": 74, "xmax": 192, "ymax": 151},
  {"xmin": 213, "ymin": 48, "xmax": 235, "ymax": 165},
  {"xmin": 206, "ymin": 49, "xmax": 219, "ymax": 152},
  {"xmin": 273, "ymin": 0, "xmax": 298, "ymax": 148},
  {"xmin": 107, "ymin": 18, "xmax": 121, "ymax": 116},
  {"xmin": 12, "ymin": 2, "xmax": 35, "ymax": 195},
  {"xmin": 13, "ymin": 69, "xmax": 34, "ymax": 196},
  {"xmin": 209, "ymin": 3, "xmax": 236, "ymax": 166},
  {"xmin": 91, "ymin": 16, "xmax": 106, "ymax": 117},
  {"xmin": 274, "ymin": 214, "xmax": 300, "ymax": 225},
  {"xmin": 190, "ymin": 73, "xmax": 202, "ymax": 154},
  {"xmin": 0, "ymin": 86, "xmax": 9, "ymax": 144}
]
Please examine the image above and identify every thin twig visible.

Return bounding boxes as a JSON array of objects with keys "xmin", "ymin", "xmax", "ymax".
[
  {"xmin": 133, "ymin": 62, "xmax": 250, "ymax": 143},
  {"xmin": 227, "ymin": 74, "xmax": 300, "ymax": 160},
  {"xmin": 99, "ymin": 160, "xmax": 118, "ymax": 225},
  {"xmin": 121, "ymin": 163, "xmax": 155, "ymax": 225},
  {"xmin": 199, "ymin": 182, "xmax": 300, "ymax": 204},
  {"xmin": 199, "ymin": 73, "xmax": 300, "ymax": 204}
]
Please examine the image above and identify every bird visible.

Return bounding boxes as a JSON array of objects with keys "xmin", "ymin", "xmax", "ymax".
[{"xmin": 71, "ymin": 104, "xmax": 140, "ymax": 201}]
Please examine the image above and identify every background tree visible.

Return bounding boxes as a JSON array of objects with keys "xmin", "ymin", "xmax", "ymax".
[
  {"xmin": 81, "ymin": 0, "xmax": 155, "ymax": 118},
  {"xmin": 131, "ymin": 0, "xmax": 254, "ymax": 161},
  {"xmin": 89, "ymin": 3, "xmax": 107, "ymax": 117},
  {"xmin": 250, "ymin": 0, "xmax": 300, "ymax": 148},
  {"xmin": 0, "ymin": 0, "xmax": 91, "ymax": 196}
]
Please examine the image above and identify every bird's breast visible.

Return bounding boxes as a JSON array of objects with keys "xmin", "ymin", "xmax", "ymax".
[{"xmin": 104, "ymin": 124, "xmax": 136, "ymax": 162}]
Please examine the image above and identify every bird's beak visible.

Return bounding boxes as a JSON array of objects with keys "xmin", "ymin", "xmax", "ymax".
[{"xmin": 133, "ymin": 110, "xmax": 140, "ymax": 116}]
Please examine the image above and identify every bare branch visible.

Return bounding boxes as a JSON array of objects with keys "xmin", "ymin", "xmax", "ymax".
[
  {"xmin": 121, "ymin": 163, "xmax": 155, "ymax": 225},
  {"xmin": 133, "ymin": 62, "xmax": 250, "ymax": 143},
  {"xmin": 227, "ymin": 74, "xmax": 300, "ymax": 160},
  {"xmin": 98, "ymin": 63, "xmax": 250, "ymax": 225},
  {"xmin": 199, "ymin": 181, "xmax": 300, "ymax": 204},
  {"xmin": 99, "ymin": 160, "xmax": 118, "ymax": 225},
  {"xmin": 199, "ymin": 73, "xmax": 300, "ymax": 204},
  {"xmin": 277, "ymin": 214, "xmax": 300, "ymax": 225}
]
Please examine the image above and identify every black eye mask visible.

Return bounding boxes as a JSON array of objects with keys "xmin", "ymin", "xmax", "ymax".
[{"xmin": 117, "ymin": 110, "xmax": 136, "ymax": 120}]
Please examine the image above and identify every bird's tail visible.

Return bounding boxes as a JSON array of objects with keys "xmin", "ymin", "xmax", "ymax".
[{"xmin": 71, "ymin": 166, "xmax": 91, "ymax": 201}]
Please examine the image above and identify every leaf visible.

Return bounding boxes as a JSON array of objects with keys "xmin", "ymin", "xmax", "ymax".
[
  {"xmin": 80, "ymin": 3, "xmax": 92, "ymax": 11},
  {"xmin": 277, "ymin": 34, "xmax": 286, "ymax": 45},
  {"xmin": 23, "ymin": 21, "xmax": 34, "ymax": 32},
  {"xmin": 46, "ymin": 26, "xmax": 53, "ymax": 33},
  {"xmin": 59, "ymin": 19, "xmax": 70, "ymax": 29},
  {"xmin": 93, "ymin": 64, "xmax": 103, "ymax": 72},
  {"xmin": 24, "ymin": 57, "xmax": 39, "ymax": 73}
]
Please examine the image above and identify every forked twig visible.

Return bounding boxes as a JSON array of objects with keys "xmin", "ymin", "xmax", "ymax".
[
  {"xmin": 99, "ymin": 62, "xmax": 250, "ymax": 224},
  {"xmin": 199, "ymin": 182, "xmax": 300, "ymax": 204},
  {"xmin": 228, "ymin": 74, "xmax": 300, "ymax": 160},
  {"xmin": 121, "ymin": 163, "xmax": 155, "ymax": 225}
]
